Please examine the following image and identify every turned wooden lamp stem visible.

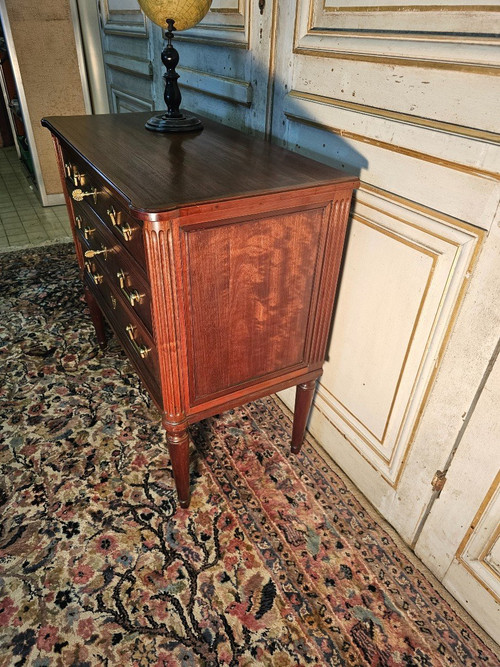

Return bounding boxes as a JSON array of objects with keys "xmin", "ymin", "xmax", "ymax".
[
  {"xmin": 145, "ymin": 18, "xmax": 203, "ymax": 133},
  {"xmin": 163, "ymin": 19, "xmax": 182, "ymax": 118}
]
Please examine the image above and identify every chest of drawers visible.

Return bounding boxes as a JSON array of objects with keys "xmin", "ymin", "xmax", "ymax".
[{"xmin": 42, "ymin": 112, "xmax": 358, "ymax": 508}]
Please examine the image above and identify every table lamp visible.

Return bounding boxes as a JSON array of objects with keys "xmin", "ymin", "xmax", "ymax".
[{"xmin": 137, "ymin": 0, "xmax": 212, "ymax": 132}]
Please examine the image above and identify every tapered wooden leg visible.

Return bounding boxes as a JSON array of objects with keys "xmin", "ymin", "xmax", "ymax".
[
  {"xmin": 165, "ymin": 421, "xmax": 191, "ymax": 508},
  {"xmin": 291, "ymin": 380, "xmax": 316, "ymax": 454},
  {"xmin": 84, "ymin": 286, "xmax": 106, "ymax": 349}
]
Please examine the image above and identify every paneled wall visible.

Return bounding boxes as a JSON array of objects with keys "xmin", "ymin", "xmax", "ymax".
[
  {"xmin": 174, "ymin": 0, "xmax": 275, "ymax": 135},
  {"xmin": 96, "ymin": 0, "xmax": 275, "ymax": 134},
  {"xmin": 97, "ymin": 0, "xmax": 155, "ymax": 114},
  {"xmin": 93, "ymin": 0, "xmax": 500, "ymax": 639},
  {"xmin": 271, "ymin": 0, "xmax": 500, "ymax": 639}
]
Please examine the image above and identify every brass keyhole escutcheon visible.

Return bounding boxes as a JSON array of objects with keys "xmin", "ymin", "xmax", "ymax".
[
  {"xmin": 73, "ymin": 172, "xmax": 86, "ymax": 187},
  {"xmin": 107, "ymin": 206, "xmax": 119, "ymax": 226},
  {"xmin": 72, "ymin": 187, "xmax": 98, "ymax": 204},
  {"xmin": 85, "ymin": 246, "xmax": 108, "ymax": 260}
]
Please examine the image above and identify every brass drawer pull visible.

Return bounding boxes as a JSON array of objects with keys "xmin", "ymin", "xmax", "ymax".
[
  {"xmin": 107, "ymin": 206, "xmax": 133, "ymax": 242},
  {"xmin": 126, "ymin": 324, "xmax": 150, "ymax": 359},
  {"xmin": 85, "ymin": 246, "xmax": 108, "ymax": 260},
  {"xmin": 84, "ymin": 261, "xmax": 103, "ymax": 285},
  {"xmin": 72, "ymin": 187, "xmax": 98, "ymax": 204},
  {"xmin": 65, "ymin": 162, "xmax": 85, "ymax": 186},
  {"xmin": 75, "ymin": 215, "xmax": 95, "ymax": 239},
  {"xmin": 107, "ymin": 206, "xmax": 118, "ymax": 226},
  {"xmin": 117, "ymin": 270, "xmax": 144, "ymax": 306},
  {"xmin": 73, "ymin": 171, "xmax": 86, "ymax": 187}
]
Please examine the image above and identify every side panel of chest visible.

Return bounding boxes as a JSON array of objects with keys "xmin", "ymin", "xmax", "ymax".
[
  {"xmin": 169, "ymin": 189, "xmax": 352, "ymax": 409},
  {"xmin": 184, "ymin": 208, "xmax": 324, "ymax": 402}
]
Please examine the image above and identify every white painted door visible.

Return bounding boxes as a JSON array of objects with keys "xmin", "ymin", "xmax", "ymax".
[
  {"xmin": 97, "ymin": 0, "xmax": 156, "ymax": 114},
  {"xmin": 414, "ymin": 220, "xmax": 500, "ymax": 644},
  {"xmin": 72, "ymin": 0, "xmax": 109, "ymax": 114},
  {"xmin": 271, "ymin": 0, "xmax": 500, "ymax": 639}
]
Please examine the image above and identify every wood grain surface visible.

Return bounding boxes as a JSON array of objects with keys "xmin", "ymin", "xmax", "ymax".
[
  {"xmin": 42, "ymin": 112, "xmax": 356, "ymax": 215},
  {"xmin": 185, "ymin": 207, "xmax": 325, "ymax": 401}
]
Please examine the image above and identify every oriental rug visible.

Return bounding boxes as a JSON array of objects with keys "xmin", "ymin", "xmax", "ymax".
[{"xmin": 0, "ymin": 244, "xmax": 497, "ymax": 667}]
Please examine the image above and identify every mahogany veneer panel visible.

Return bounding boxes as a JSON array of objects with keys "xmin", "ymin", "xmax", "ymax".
[
  {"xmin": 42, "ymin": 111, "xmax": 359, "ymax": 508},
  {"xmin": 185, "ymin": 207, "xmax": 325, "ymax": 401}
]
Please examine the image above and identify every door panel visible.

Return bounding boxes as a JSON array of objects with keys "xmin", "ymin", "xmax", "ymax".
[
  {"xmin": 98, "ymin": 1, "xmax": 275, "ymax": 130},
  {"xmin": 162, "ymin": 0, "xmax": 275, "ymax": 134},
  {"xmin": 272, "ymin": 0, "xmax": 500, "ymax": 638},
  {"xmin": 281, "ymin": 92, "xmax": 499, "ymax": 226},
  {"xmin": 294, "ymin": 0, "xmax": 499, "ymax": 67},
  {"xmin": 183, "ymin": 0, "xmax": 249, "ymax": 46},
  {"xmin": 280, "ymin": 188, "xmax": 482, "ymax": 496},
  {"xmin": 98, "ymin": 0, "xmax": 154, "ymax": 112},
  {"xmin": 318, "ymin": 190, "xmax": 481, "ymax": 486},
  {"xmin": 415, "ymin": 334, "xmax": 500, "ymax": 644}
]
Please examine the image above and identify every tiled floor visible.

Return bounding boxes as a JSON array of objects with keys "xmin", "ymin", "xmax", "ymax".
[{"xmin": 0, "ymin": 146, "xmax": 71, "ymax": 251}]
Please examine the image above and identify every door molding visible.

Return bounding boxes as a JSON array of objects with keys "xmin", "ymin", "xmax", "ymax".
[
  {"xmin": 99, "ymin": 0, "xmax": 149, "ymax": 37},
  {"xmin": 294, "ymin": 0, "xmax": 500, "ymax": 71},
  {"xmin": 306, "ymin": 187, "xmax": 483, "ymax": 487}
]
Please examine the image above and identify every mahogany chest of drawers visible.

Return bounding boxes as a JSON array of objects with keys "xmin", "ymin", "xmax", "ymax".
[{"xmin": 42, "ymin": 112, "xmax": 358, "ymax": 508}]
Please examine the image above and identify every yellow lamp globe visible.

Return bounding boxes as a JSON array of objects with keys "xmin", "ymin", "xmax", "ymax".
[{"xmin": 138, "ymin": 0, "xmax": 212, "ymax": 32}]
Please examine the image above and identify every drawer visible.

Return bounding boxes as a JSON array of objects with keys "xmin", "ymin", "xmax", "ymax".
[
  {"xmin": 62, "ymin": 144, "xmax": 146, "ymax": 267},
  {"xmin": 74, "ymin": 202, "xmax": 153, "ymax": 335},
  {"xmin": 83, "ymin": 259, "xmax": 162, "ymax": 406}
]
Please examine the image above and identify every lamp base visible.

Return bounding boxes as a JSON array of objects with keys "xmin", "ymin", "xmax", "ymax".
[{"xmin": 145, "ymin": 112, "xmax": 203, "ymax": 133}]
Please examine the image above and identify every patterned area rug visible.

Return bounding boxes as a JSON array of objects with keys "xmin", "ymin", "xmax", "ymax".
[{"xmin": 0, "ymin": 244, "xmax": 497, "ymax": 667}]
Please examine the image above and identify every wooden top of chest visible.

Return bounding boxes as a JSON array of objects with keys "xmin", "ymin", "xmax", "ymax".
[{"xmin": 42, "ymin": 112, "xmax": 358, "ymax": 216}]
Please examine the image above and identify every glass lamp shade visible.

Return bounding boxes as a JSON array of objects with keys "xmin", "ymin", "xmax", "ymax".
[{"xmin": 137, "ymin": 0, "xmax": 212, "ymax": 32}]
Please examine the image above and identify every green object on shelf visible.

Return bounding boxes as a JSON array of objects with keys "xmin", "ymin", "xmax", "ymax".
[{"xmin": 17, "ymin": 134, "xmax": 34, "ymax": 176}]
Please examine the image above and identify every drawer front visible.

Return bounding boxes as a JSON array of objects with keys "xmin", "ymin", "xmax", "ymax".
[
  {"xmin": 74, "ymin": 202, "xmax": 153, "ymax": 335},
  {"xmin": 62, "ymin": 144, "xmax": 146, "ymax": 268},
  {"xmin": 82, "ymin": 256, "xmax": 162, "ymax": 405}
]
